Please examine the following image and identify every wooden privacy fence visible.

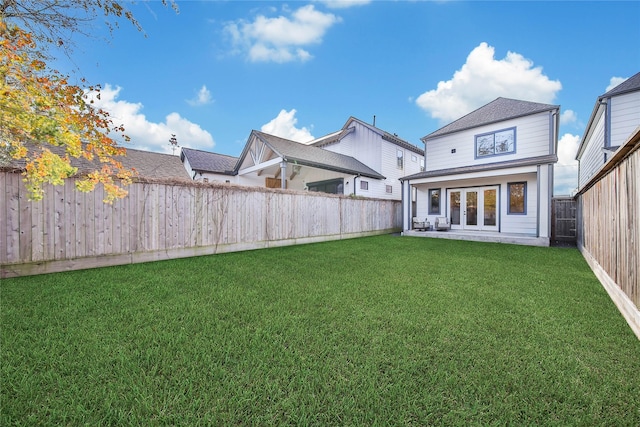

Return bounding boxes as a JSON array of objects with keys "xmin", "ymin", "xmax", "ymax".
[
  {"xmin": 576, "ymin": 129, "xmax": 640, "ymax": 339},
  {"xmin": 1, "ymin": 172, "xmax": 401, "ymax": 277}
]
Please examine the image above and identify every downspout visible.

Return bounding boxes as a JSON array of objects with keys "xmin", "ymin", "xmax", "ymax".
[
  {"xmin": 603, "ymin": 98, "xmax": 612, "ymax": 161},
  {"xmin": 280, "ymin": 160, "xmax": 287, "ymax": 189},
  {"xmin": 537, "ymin": 165, "xmax": 541, "ymax": 238}
]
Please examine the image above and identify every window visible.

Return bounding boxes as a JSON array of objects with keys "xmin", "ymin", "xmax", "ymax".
[
  {"xmin": 307, "ymin": 178, "xmax": 344, "ymax": 195},
  {"xmin": 397, "ymin": 149, "xmax": 403, "ymax": 169},
  {"xmin": 428, "ymin": 189, "xmax": 441, "ymax": 215},
  {"xmin": 360, "ymin": 180, "xmax": 369, "ymax": 190},
  {"xmin": 508, "ymin": 182, "xmax": 526, "ymax": 214},
  {"xmin": 475, "ymin": 127, "xmax": 516, "ymax": 158},
  {"xmin": 386, "ymin": 185, "xmax": 393, "ymax": 194},
  {"xmin": 411, "ymin": 154, "xmax": 417, "ymax": 162},
  {"xmin": 420, "ymin": 159, "xmax": 425, "ymax": 171}
]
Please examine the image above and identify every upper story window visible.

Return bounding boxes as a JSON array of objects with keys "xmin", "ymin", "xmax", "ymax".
[
  {"xmin": 411, "ymin": 154, "xmax": 417, "ymax": 162},
  {"xmin": 397, "ymin": 149, "xmax": 403, "ymax": 169},
  {"xmin": 420, "ymin": 159, "xmax": 425, "ymax": 171},
  {"xmin": 475, "ymin": 127, "xmax": 516, "ymax": 158}
]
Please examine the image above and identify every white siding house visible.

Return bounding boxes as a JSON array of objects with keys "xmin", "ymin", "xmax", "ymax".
[
  {"xmin": 401, "ymin": 98, "xmax": 559, "ymax": 246},
  {"xmin": 576, "ymin": 72, "xmax": 640, "ymax": 189},
  {"xmin": 233, "ymin": 130, "xmax": 385, "ymax": 192},
  {"xmin": 306, "ymin": 117, "xmax": 425, "ymax": 200},
  {"xmin": 180, "ymin": 117, "xmax": 423, "ymax": 201}
]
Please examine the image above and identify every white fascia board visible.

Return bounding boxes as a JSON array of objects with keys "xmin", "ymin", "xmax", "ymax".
[
  {"xmin": 237, "ymin": 157, "xmax": 283, "ymax": 176},
  {"xmin": 409, "ymin": 165, "xmax": 537, "ymax": 185}
]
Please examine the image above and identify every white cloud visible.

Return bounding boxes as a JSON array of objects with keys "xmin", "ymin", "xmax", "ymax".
[
  {"xmin": 88, "ymin": 84, "xmax": 215, "ymax": 154},
  {"xmin": 318, "ymin": 0, "xmax": 371, "ymax": 8},
  {"xmin": 416, "ymin": 42, "xmax": 562, "ymax": 123},
  {"xmin": 261, "ymin": 109, "xmax": 315, "ymax": 142},
  {"xmin": 187, "ymin": 85, "xmax": 213, "ymax": 106},
  {"xmin": 560, "ymin": 109, "xmax": 577, "ymax": 126},
  {"xmin": 224, "ymin": 5, "xmax": 341, "ymax": 63},
  {"xmin": 554, "ymin": 133, "xmax": 580, "ymax": 196},
  {"xmin": 605, "ymin": 76, "xmax": 628, "ymax": 92}
]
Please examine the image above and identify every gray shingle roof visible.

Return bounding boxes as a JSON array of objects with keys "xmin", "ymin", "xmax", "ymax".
[
  {"xmin": 600, "ymin": 71, "xmax": 640, "ymax": 98},
  {"xmin": 422, "ymin": 97, "xmax": 559, "ymax": 141},
  {"xmin": 120, "ymin": 148, "xmax": 191, "ymax": 181},
  {"xmin": 254, "ymin": 131, "xmax": 385, "ymax": 179},
  {"xmin": 3, "ymin": 143, "xmax": 191, "ymax": 181},
  {"xmin": 181, "ymin": 147, "xmax": 237, "ymax": 174}
]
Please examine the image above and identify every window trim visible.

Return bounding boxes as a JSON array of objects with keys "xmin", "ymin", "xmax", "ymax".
[
  {"xmin": 385, "ymin": 185, "xmax": 393, "ymax": 194},
  {"xmin": 360, "ymin": 180, "xmax": 369, "ymax": 191},
  {"xmin": 507, "ymin": 181, "xmax": 526, "ymax": 215},
  {"xmin": 428, "ymin": 188, "xmax": 441, "ymax": 215},
  {"xmin": 475, "ymin": 126, "xmax": 517, "ymax": 159}
]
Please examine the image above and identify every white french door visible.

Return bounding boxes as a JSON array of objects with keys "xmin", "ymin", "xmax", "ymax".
[{"xmin": 448, "ymin": 186, "xmax": 498, "ymax": 231}]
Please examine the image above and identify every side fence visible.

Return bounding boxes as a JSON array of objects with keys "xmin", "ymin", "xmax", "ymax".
[
  {"xmin": 576, "ymin": 129, "xmax": 640, "ymax": 339},
  {"xmin": 1, "ymin": 173, "xmax": 401, "ymax": 278}
]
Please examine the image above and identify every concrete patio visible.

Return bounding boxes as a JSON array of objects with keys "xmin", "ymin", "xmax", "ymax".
[{"xmin": 402, "ymin": 229, "xmax": 550, "ymax": 247}]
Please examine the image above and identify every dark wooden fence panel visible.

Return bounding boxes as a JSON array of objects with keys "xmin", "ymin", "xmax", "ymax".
[{"xmin": 551, "ymin": 197, "xmax": 576, "ymax": 246}]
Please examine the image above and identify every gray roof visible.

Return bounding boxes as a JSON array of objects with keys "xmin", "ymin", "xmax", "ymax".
[
  {"xmin": 120, "ymin": 148, "xmax": 191, "ymax": 181},
  {"xmin": 3, "ymin": 143, "xmax": 191, "ymax": 181},
  {"xmin": 252, "ymin": 131, "xmax": 385, "ymax": 179},
  {"xmin": 181, "ymin": 147, "xmax": 237, "ymax": 175},
  {"xmin": 422, "ymin": 97, "xmax": 559, "ymax": 141},
  {"xmin": 601, "ymin": 71, "xmax": 640, "ymax": 98},
  {"xmin": 401, "ymin": 154, "xmax": 557, "ymax": 181}
]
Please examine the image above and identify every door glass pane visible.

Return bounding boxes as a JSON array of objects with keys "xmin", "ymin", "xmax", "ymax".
[
  {"xmin": 450, "ymin": 191, "xmax": 460, "ymax": 225},
  {"xmin": 484, "ymin": 189, "xmax": 496, "ymax": 226},
  {"xmin": 466, "ymin": 191, "xmax": 477, "ymax": 226}
]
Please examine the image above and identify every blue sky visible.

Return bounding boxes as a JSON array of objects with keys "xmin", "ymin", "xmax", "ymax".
[{"xmin": 55, "ymin": 1, "xmax": 640, "ymax": 195}]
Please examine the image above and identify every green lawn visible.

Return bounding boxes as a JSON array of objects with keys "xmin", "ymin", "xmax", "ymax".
[{"xmin": 2, "ymin": 235, "xmax": 639, "ymax": 426}]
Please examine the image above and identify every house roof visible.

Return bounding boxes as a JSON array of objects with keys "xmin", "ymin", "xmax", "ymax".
[
  {"xmin": 181, "ymin": 147, "xmax": 237, "ymax": 175},
  {"xmin": 400, "ymin": 154, "xmax": 558, "ymax": 181},
  {"xmin": 576, "ymin": 71, "xmax": 640, "ymax": 160},
  {"xmin": 422, "ymin": 97, "xmax": 559, "ymax": 141},
  {"xmin": 248, "ymin": 131, "xmax": 386, "ymax": 180},
  {"xmin": 120, "ymin": 148, "xmax": 191, "ymax": 181},
  {"xmin": 309, "ymin": 116, "xmax": 424, "ymax": 156},
  {"xmin": 600, "ymin": 71, "xmax": 640, "ymax": 98},
  {"xmin": 3, "ymin": 143, "xmax": 191, "ymax": 181}
]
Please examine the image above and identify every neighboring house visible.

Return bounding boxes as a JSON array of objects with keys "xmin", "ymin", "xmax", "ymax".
[
  {"xmin": 304, "ymin": 117, "xmax": 425, "ymax": 200},
  {"xmin": 400, "ymin": 97, "xmax": 560, "ymax": 246},
  {"xmin": 181, "ymin": 147, "xmax": 237, "ymax": 183},
  {"xmin": 576, "ymin": 71, "xmax": 640, "ymax": 189},
  {"xmin": 234, "ymin": 130, "xmax": 385, "ymax": 192},
  {"xmin": 5, "ymin": 144, "xmax": 191, "ymax": 182},
  {"xmin": 118, "ymin": 148, "xmax": 192, "ymax": 181},
  {"xmin": 181, "ymin": 117, "xmax": 423, "ymax": 201}
]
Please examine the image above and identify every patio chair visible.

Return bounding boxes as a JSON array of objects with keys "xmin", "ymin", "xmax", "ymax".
[
  {"xmin": 412, "ymin": 217, "xmax": 430, "ymax": 231},
  {"xmin": 434, "ymin": 217, "xmax": 450, "ymax": 231}
]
